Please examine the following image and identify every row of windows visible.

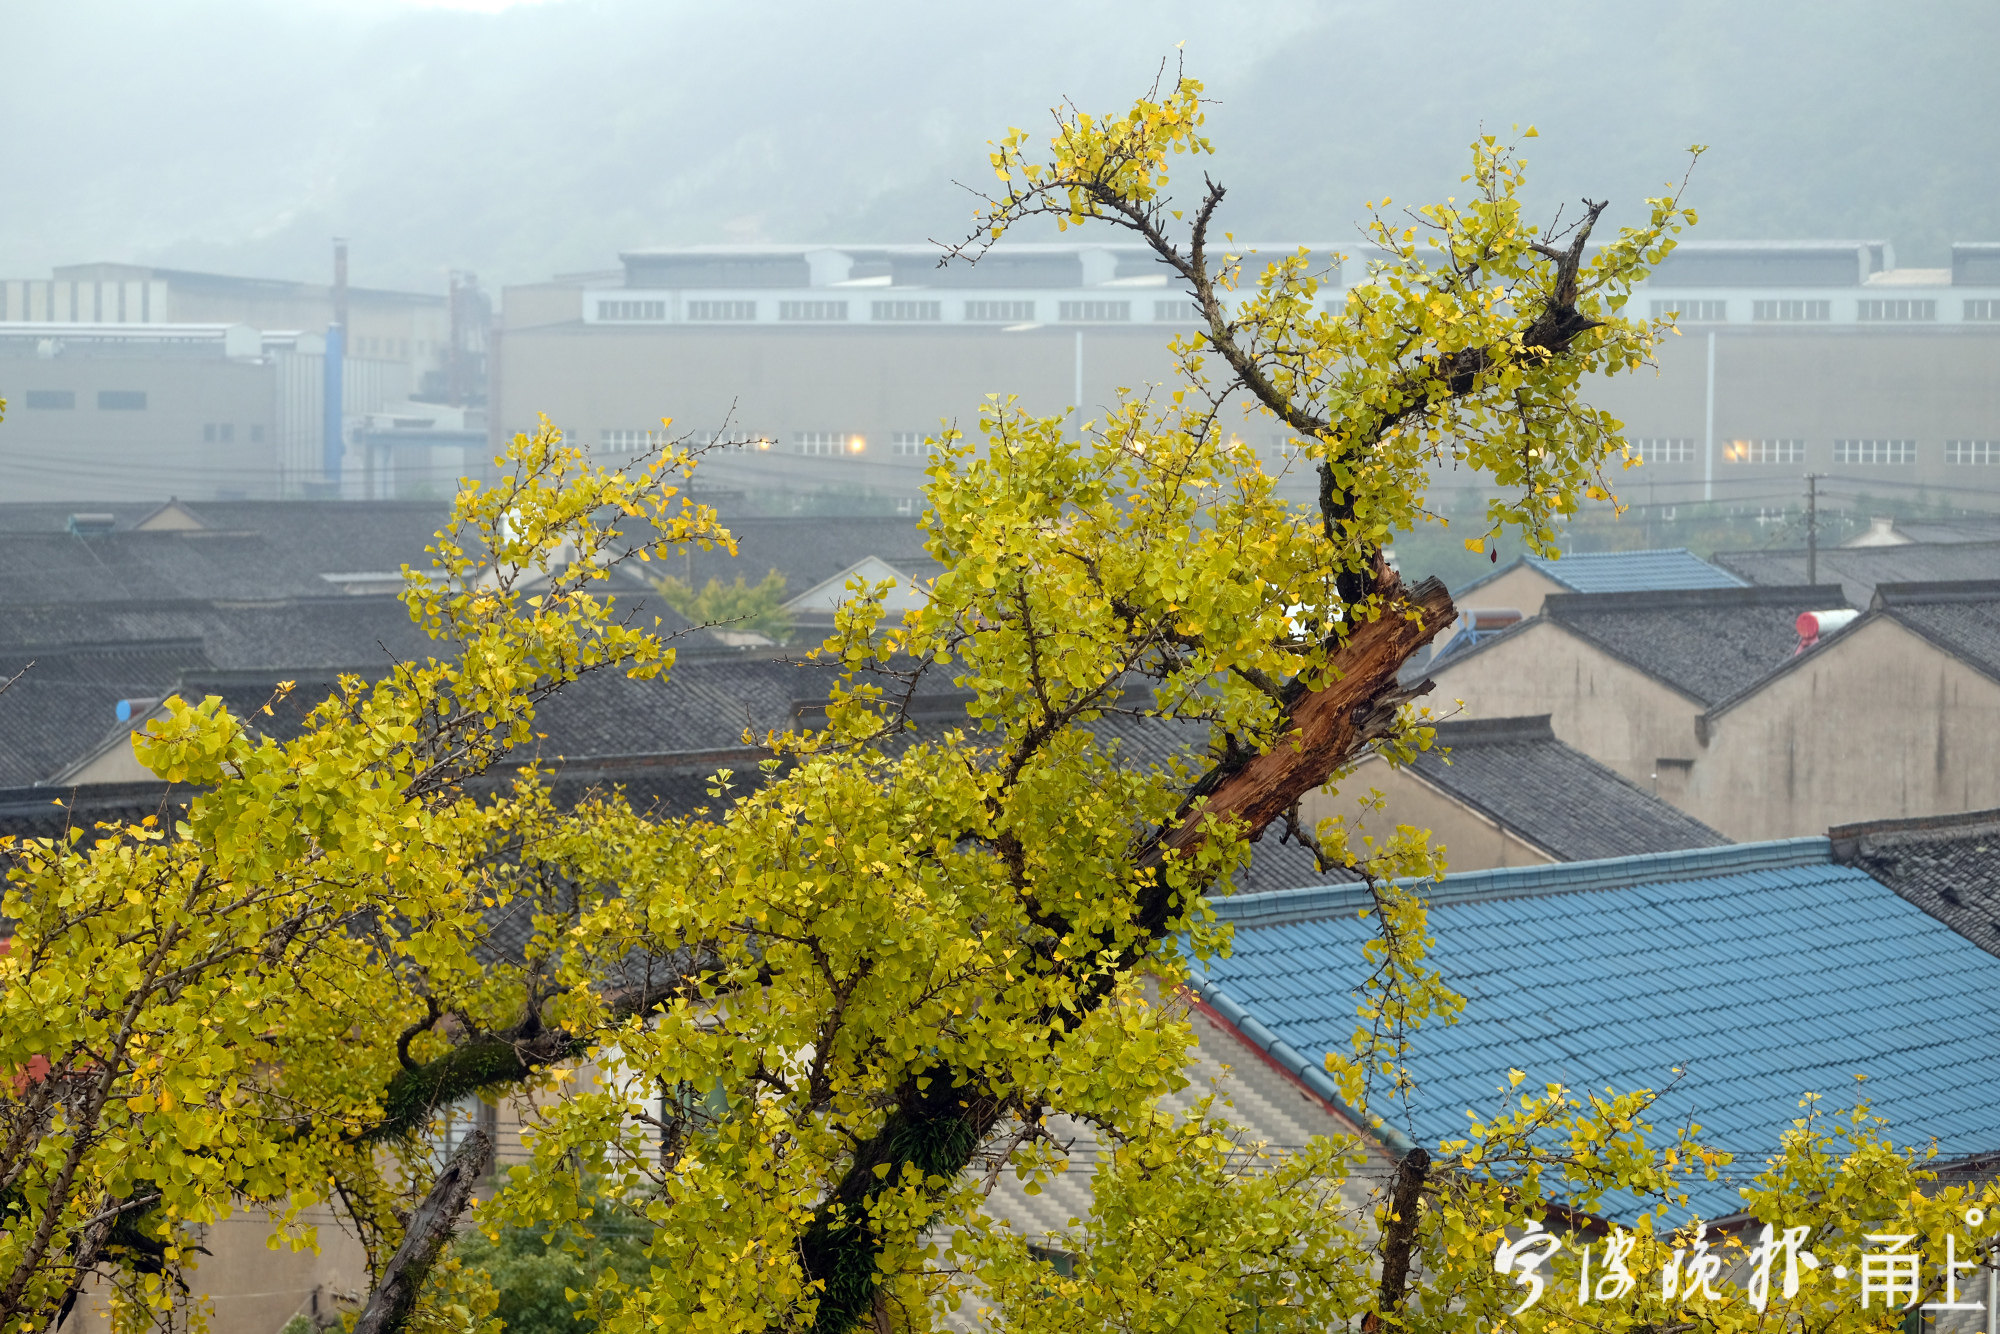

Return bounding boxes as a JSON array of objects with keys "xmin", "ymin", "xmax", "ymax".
[
  {"xmin": 598, "ymin": 429, "xmax": 947, "ymax": 458},
  {"xmin": 20, "ymin": 389, "xmax": 146, "ymax": 410},
  {"xmin": 1674, "ymin": 437, "xmax": 2000, "ymax": 465},
  {"xmin": 1648, "ymin": 298, "xmax": 2000, "ymax": 323},
  {"xmin": 201, "ymin": 422, "xmax": 266, "ymax": 444},
  {"xmin": 597, "ymin": 297, "xmax": 1209, "ymax": 325},
  {"xmin": 603, "ymin": 293, "xmax": 2000, "ymax": 328}
]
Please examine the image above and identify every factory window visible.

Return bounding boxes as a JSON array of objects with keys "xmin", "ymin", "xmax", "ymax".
[
  {"xmin": 1857, "ymin": 299, "xmax": 1936, "ymax": 322},
  {"xmin": 892, "ymin": 432, "xmax": 934, "ymax": 457},
  {"xmin": 795, "ymin": 431, "xmax": 861, "ymax": 456},
  {"xmin": 601, "ymin": 429, "xmax": 654, "ymax": 450},
  {"xmin": 1722, "ymin": 439, "xmax": 1805, "ymax": 464},
  {"xmin": 1058, "ymin": 300, "xmax": 1131, "ymax": 322},
  {"xmin": 97, "ymin": 390, "xmax": 147, "ymax": 410},
  {"xmin": 1751, "ymin": 300, "xmax": 1830, "ymax": 322},
  {"xmin": 1648, "ymin": 299, "xmax": 1727, "ymax": 322},
  {"xmin": 1965, "ymin": 300, "xmax": 2000, "ymax": 321},
  {"xmin": 965, "ymin": 300, "xmax": 1035, "ymax": 322},
  {"xmin": 202, "ymin": 423, "xmax": 235, "ymax": 443},
  {"xmin": 597, "ymin": 300, "xmax": 667, "ymax": 321},
  {"xmin": 1631, "ymin": 438, "xmax": 1695, "ymax": 463},
  {"xmin": 1154, "ymin": 299, "xmax": 1203, "ymax": 322},
  {"xmin": 1833, "ymin": 439, "xmax": 1916, "ymax": 465},
  {"xmin": 779, "ymin": 301, "xmax": 849, "ymax": 322},
  {"xmin": 250, "ymin": 425, "xmax": 265, "ymax": 444},
  {"xmin": 1946, "ymin": 441, "xmax": 1998, "ymax": 465},
  {"xmin": 686, "ymin": 301, "xmax": 757, "ymax": 321},
  {"xmin": 871, "ymin": 300, "xmax": 942, "ymax": 322},
  {"xmin": 23, "ymin": 390, "xmax": 75, "ymax": 410}
]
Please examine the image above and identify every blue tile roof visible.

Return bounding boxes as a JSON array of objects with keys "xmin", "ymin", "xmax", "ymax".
[
  {"xmin": 1195, "ymin": 839, "xmax": 2000, "ymax": 1219},
  {"xmin": 1526, "ymin": 548, "xmax": 1747, "ymax": 593}
]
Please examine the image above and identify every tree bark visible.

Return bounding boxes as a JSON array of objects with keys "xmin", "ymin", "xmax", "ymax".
[
  {"xmin": 1132, "ymin": 571, "xmax": 1454, "ymax": 931},
  {"xmin": 351, "ymin": 1129, "xmax": 492, "ymax": 1334},
  {"xmin": 1361, "ymin": 1146, "xmax": 1433, "ymax": 1334}
]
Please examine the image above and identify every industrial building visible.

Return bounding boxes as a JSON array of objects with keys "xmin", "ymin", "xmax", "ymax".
[
  {"xmin": 0, "ymin": 260, "xmax": 488, "ymax": 501},
  {"xmin": 492, "ymin": 239, "xmax": 2000, "ymax": 512}
]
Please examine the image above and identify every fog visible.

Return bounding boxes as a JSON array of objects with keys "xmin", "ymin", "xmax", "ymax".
[{"xmin": 3, "ymin": 0, "xmax": 1996, "ymax": 287}]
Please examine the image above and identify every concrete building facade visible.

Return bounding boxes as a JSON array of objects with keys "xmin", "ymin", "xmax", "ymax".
[{"xmin": 493, "ymin": 239, "xmax": 2000, "ymax": 511}]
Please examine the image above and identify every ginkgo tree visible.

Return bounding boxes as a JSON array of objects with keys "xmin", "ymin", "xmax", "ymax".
[{"xmin": 3, "ymin": 68, "xmax": 1986, "ymax": 1334}]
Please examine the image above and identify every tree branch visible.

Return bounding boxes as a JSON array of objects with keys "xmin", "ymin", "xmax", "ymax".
[{"xmin": 351, "ymin": 1129, "xmax": 492, "ymax": 1334}]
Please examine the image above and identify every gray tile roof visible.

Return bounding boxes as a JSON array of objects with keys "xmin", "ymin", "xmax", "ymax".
[
  {"xmin": 0, "ymin": 502, "xmax": 458, "ymax": 605},
  {"xmin": 1872, "ymin": 580, "xmax": 2000, "ymax": 681},
  {"xmin": 1832, "ymin": 808, "xmax": 2000, "ymax": 958},
  {"xmin": 1715, "ymin": 540, "xmax": 2000, "ymax": 607},
  {"xmin": 0, "ymin": 640, "xmax": 215, "ymax": 786},
  {"xmin": 1453, "ymin": 547, "xmax": 1742, "ymax": 599},
  {"xmin": 1541, "ymin": 584, "xmax": 1846, "ymax": 705},
  {"xmin": 0, "ymin": 597, "xmax": 453, "ymax": 672},
  {"xmin": 668, "ymin": 516, "xmax": 935, "ymax": 599},
  {"xmin": 1410, "ymin": 716, "xmax": 1728, "ymax": 861}
]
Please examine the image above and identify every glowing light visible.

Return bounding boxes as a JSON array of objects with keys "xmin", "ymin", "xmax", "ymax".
[{"xmin": 847, "ymin": 435, "xmax": 867, "ymax": 454}]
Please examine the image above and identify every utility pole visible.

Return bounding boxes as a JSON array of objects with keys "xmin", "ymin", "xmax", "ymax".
[{"xmin": 1805, "ymin": 472, "xmax": 1821, "ymax": 585}]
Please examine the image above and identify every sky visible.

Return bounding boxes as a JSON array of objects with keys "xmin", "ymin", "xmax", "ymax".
[{"xmin": 2, "ymin": 0, "xmax": 1994, "ymax": 296}]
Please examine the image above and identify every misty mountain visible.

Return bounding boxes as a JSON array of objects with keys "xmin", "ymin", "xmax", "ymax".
[{"xmin": 2, "ymin": 0, "xmax": 1993, "ymax": 293}]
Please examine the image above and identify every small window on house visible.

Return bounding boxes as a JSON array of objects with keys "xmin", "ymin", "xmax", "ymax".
[
  {"xmin": 97, "ymin": 390, "xmax": 146, "ymax": 410},
  {"xmin": 1964, "ymin": 299, "xmax": 2000, "ymax": 322},
  {"xmin": 871, "ymin": 300, "xmax": 942, "ymax": 322},
  {"xmin": 1752, "ymin": 300, "xmax": 1830, "ymax": 322},
  {"xmin": 1945, "ymin": 441, "xmax": 1998, "ymax": 465},
  {"xmin": 1722, "ymin": 439, "xmax": 1805, "ymax": 464},
  {"xmin": 892, "ymin": 432, "xmax": 933, "ymax": 457},
  {"xmin": 1857, "ymin": 299, "xmax": 1936, "ymax": 322},
  {"xmin": 1154, "ymin": 299, "xmax": 1203, "ymax": 322},
  {"xmin": 250, "ymin": 424, "xmax": 265, "ymax": 444},
  {"xmin": 1649, "ymin": 299, "xmax": 1727, "ymax": 322},
  {"xmin": 1832, "ymin": 439, "xmax": 1916, "ymax": 465},
  {"xmin": 965, "ymin": 300, "xmax": 1035, "ymax": 322},
  {"xmin": 1058, "ymin": 300, "xmax": 1131, "ymax": 322},
  {"xmin": 686, "ymin": 300, "xmax": 757, "ymax": 321},
  {"xmin": 23, "ymin": 390, "xmax": 75, "ymax": 409},
  {"xmin": 1631, "ymin": 438, "xmax": 1695, "ymax": 463}
]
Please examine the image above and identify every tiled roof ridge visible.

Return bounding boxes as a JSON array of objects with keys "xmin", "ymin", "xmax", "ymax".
[
  {"xmin": 1544, "ymin": 584, "xmax": 1839, "ymax": 615},
  {"xmin": 1870, "ymin": 579, "xmax": 2000, "ymax": 608},
  {"xmin": 0, "ymin": 779, "xmax": 185, "ymax": 809},
  {"xmin": 1430, "ymin": 714, "xmax": 1556, "ymax": 745},
  {"xmin": 1715, "ymin": 538, "xmax": 2000, "ymax": 563},
  {"xmin": 1183, "ymin": 980, "xmax": 1416, "ymax": 1157},
  {"xmin": 6, "ymin": 636, "xmax": 209, "ymax": 661},
  {"xmin": 1213, "ymin": 837, "xmax": 1832, "ymax": 926},
  {"xmin": 1830, "ymin": 806, "xmax": 2000, "ymax": 854}
]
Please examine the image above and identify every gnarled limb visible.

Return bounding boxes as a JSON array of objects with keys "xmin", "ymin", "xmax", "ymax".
[{"xmin": 351, "ymin": 1129, "xmax": 492, "ymax": 1334}]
